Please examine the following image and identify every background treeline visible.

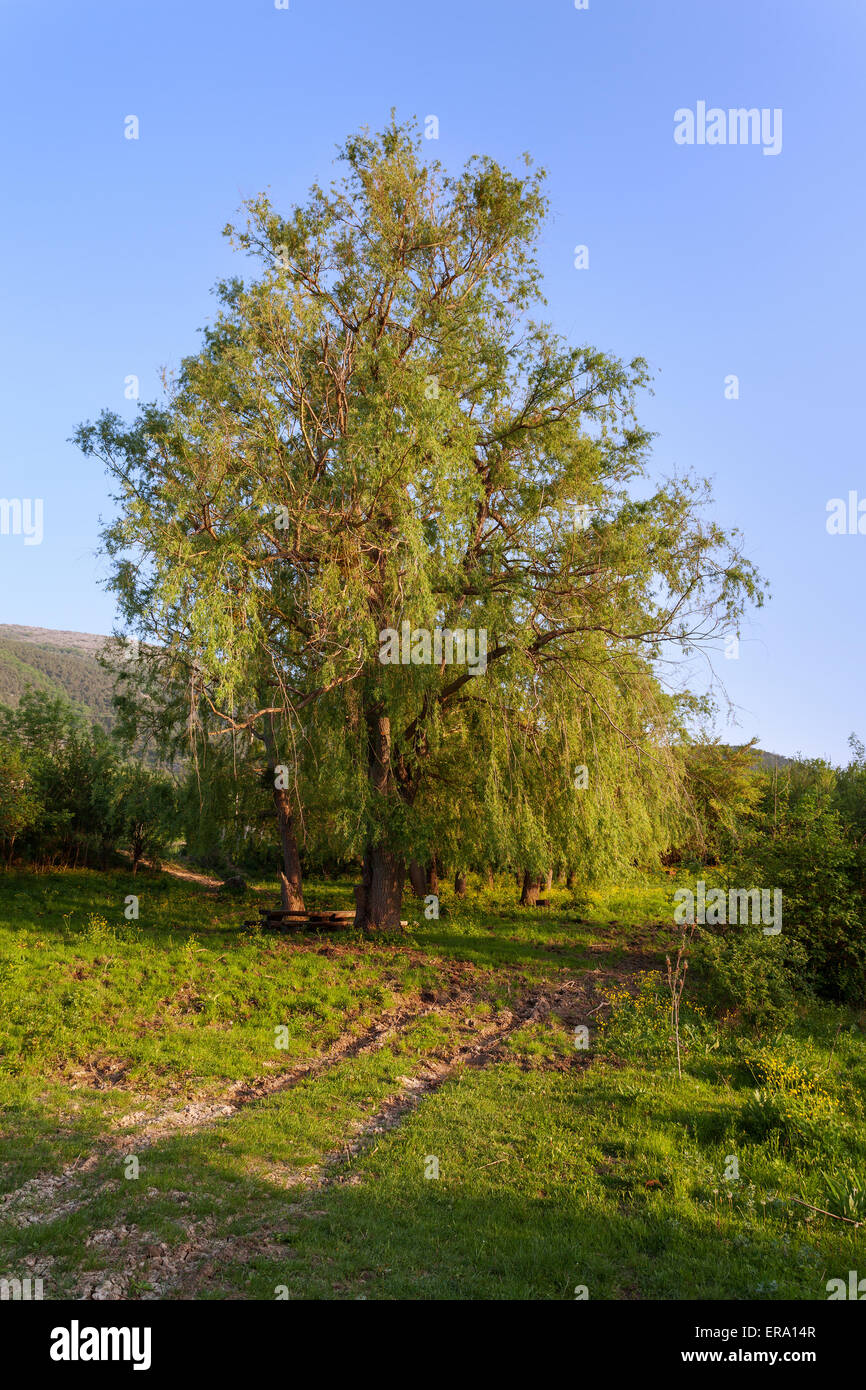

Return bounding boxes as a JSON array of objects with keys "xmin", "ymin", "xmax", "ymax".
[
  {"xmin": 2, "ymin": 686, "xmax": 864, "ymax": 1006},
  {"xmin": 0, "ymin": 693, "xmax": 176, "ymax": 872}
]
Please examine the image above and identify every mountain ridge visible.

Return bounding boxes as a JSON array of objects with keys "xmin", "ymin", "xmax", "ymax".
[
  {"xmin": 0, "ymin": 624, "xmax": 118, "ymax": 727},
  {"xmin": 0, "ymin": 625, "xmax": 797, "ymax": 767}
]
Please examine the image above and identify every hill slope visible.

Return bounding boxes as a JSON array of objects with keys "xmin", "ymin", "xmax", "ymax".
[
  {"xmin": 0, "ymin": 625, "xmax": 117, "ymax": 727},
  {"xmin": 0, "ymin": 625, "xmax": 798, "ymax": 769}
]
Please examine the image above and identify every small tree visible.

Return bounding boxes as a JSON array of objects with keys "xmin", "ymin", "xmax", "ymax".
[
  {"xmin": 0, "ymin": 739, "xmax": 40, "ymax": 864},
  {"xmin": 0, "ymin": 692, "xmax": 122, "ymax": 867},
  {"xmin": 114, "ymin": 764, "xmax": 178, "ymax": 873}
]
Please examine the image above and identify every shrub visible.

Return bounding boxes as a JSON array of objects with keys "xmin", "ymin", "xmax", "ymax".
[
  {"xmin": 730, "ymin": 770, "xmax": 866, "ymax": 1005},
  {"xmin": 598, "ymin": 970, "xmax": 718, "ymax": 1066},
  {"xmin": 691, "ymin": 928, "xmax": 802, "ymax": 1030},
  {"xmin": 738, "ymin": 1040, "xmax": 845, "ymax": 1153}
]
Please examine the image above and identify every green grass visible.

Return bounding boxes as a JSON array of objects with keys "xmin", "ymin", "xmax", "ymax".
[{"xmin": 0, "ymin": 866, "xmax": 863, "ymax": 1300}]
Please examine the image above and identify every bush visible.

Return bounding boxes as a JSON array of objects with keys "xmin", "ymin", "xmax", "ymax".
[
  {"xmin": 729, "ymin": 766, "xmax": 866, "ymax": 1005},
  {"xmin": 691, "ymin": 928, "xmax": 802, "ymax": 1030},
  {"xmin": 218, "ymin": 875, "xmax": 250, "ymax": 898},
  {"xmin": 598, "ymin": 970, "xmax": 719, "ymax": 1066},
  {"xmin": 738, "ymin": 1040, "xmax": 845, "ymax": 1153},
  {"xmin": 0, "ymin": 691, "xmax": 177, "ymax": 870}
]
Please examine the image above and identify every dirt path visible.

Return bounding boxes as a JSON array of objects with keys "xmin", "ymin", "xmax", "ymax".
[
  {"xmin": 2, "ymin": 958, "xmax": 640, "ymax": 1236},
  {"xmin": 93, "ymin": 973, "xmax": 620, "ymax": 1300},
  {"xmin": 118, "ymin": 853, "xmax": 274, "ymax": 892},
  {"xmin": 4, "ymin": 952, "xmax": 652, "ymax": 1299},
  {"xmin": 0, "ymin": 998, "xmax": 442, "ymax": 1230},
  {"xmin": 71, "ymin": 989, "xmax": 563, "ymax": 1300},
  {"xmin": 137, "ymin": 859, "xmax": 224, "ymax": 889}
]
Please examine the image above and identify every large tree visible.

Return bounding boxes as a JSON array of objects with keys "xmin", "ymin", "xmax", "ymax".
[{"xmin": 77, "ymin": 118, "xmax": 762, "ymax": 926}]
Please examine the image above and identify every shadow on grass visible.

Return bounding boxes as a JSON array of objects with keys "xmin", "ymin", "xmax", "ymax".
[
  {"xmin": 7, "ymin": 1048, "xmax": 859, "ymax": 1303},
  {"xmin": 13, "ymin": 1129, "xmax": 844, "ymax": 1302}
]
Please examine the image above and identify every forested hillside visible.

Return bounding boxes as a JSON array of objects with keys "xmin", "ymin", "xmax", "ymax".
[{"xmin": 0, "ymin": 625, "xmax": 117, "ymax": 728}]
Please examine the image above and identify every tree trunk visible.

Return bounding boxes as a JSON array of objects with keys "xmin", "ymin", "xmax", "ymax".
[
  {"xmin": 454, "ymin": 869, "xmax": 467, "ymax": 898},
  {"xmin": 354, "ymin": 844, "xmax": 405, "ymax": 929},
  {"xmin": 260, "ymin": 715, "xmax": 305, "ymax": 913},
  {"xmin": 545, "ymin": 867, "xmax": 553, "ymax": 892},
  {"xmin": 409, "ymin": 860, "xmax": 427, "ymax": 899},
  {"xmin": 520, "ymin": 869, "xmax": 541, "ymax": 906},
  {"xmin": 566, "ymin": 868, "xmax": 575, "ymax": 890},
  {"xmin": 486, "ymin": 864, "xmax": 495, "ymax": 888},
  {"xmin": 274, "ymin": 786, "xmax": 305, "ymax": 911},
  {"xmin": 354, "ymin": 710, "xmax": 404, "ymax": 930},
  {"xmin": 427, "ymin": 854, "xmax": 439, "ymax": 896}
]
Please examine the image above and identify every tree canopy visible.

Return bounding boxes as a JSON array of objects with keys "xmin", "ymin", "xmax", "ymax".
[{"xmin": 75, "ymin": 117, "xmax": 763, "ymax": 925}]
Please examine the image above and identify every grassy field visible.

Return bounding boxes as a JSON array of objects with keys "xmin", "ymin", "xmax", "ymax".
[{"xmin": 0, "ymin": 867, "xmax": 863, "ymax": 1301}]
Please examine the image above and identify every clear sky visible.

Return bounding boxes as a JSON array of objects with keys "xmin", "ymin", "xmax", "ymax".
[{"xmin": 0, "ymin": 0, "xmax": 863, "ymax": 763}]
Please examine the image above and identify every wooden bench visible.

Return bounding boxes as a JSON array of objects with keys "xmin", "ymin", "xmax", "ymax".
[{"xmin": 248, "ymin": 908, "xmax": 409, "ymax": 932}]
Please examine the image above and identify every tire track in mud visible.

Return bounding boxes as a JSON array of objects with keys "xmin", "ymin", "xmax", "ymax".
[
  {"xmin": 0, "ymin": 999, "xmax": 442, "ymax": 1229},
  {"xmin": 74, "ymin": 978, "xmax": 604, "ymax": 1299},
  {"xmin": 1, "ymin": 947, "xmax": 517, "ymax": 1228},
  {"xmin": 311, "ymin": 979, "xmax": 600, "ymax": 1191},
  {"xmin": 7, "ymin": 956, "xmax": 646, "ymax": 1298},
  {"xmin": 2, "ymin": 951, "xmax": 541, "ymax": 1231}
]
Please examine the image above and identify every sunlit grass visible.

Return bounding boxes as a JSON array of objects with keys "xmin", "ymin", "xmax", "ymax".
[{"xmin": 0, "ymin": 866, "xmax": 863, "ymax": 1300}]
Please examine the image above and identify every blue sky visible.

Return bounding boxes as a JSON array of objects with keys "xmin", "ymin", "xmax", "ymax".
[{"xmin": 0, "ymin": 0, "xmax": 863, "ymax": 762}]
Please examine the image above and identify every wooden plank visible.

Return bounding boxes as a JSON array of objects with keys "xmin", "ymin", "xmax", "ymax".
[{"xmin": 257, "ymin": 910, "xmax": 409, "ymax": 932}]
